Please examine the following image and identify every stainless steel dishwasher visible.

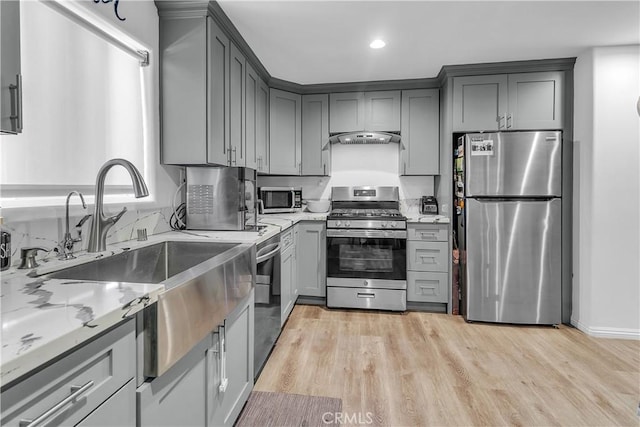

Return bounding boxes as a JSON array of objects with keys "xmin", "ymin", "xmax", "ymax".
[{"xmin": 254, "ymin": 232, "xmax": 282, "ymax": 379}]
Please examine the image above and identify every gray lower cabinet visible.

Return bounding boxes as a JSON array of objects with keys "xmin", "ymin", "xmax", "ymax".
[
  {"xmin": 301, "ymin": 94, "xmax": 330, "ymax": 176},
  {"xmin": 137, "ymin": 335, "xmax": 208, "ymax": 427},
  {"xmin": 399, "ymin": 89, "xmax": 440, "ymax": 175},
  {"xmin": 77, "ymin": 380, "xmax": 136, "ymax": 427},
  {"xmin": 270, "ymin": 89, "xmax": 302, "ymax": 175},
  {"xmin": 1, "ymin": 320, "xmax": 135, "ymax": 426},
  {"xmin": 0, "ymin": 0, "xmax": 22, "ymax": 134},
  {"xmin": 138, "ymin": 292, "xmax": 255, "ymax": 427},
  {"xmin": 452, "ymin": 71, "xmax": 564, "ymax": 132},
  {"xmin": 407, "ymin": 224, "xmax": 450, "ymax": 304},
  {"xmin": 208, "ymin": 292, "xmax": 255, "ymax": 426},
  {"xmin": 296, "ymin": 221, "xmax": 326, "ymax": 297},
  {"xmin": 280, "ymin": 225, "xmax": 298, "ymax": 325}
]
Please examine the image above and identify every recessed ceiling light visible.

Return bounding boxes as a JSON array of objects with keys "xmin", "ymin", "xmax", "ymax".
[{"xmin": 369, "ymin": 39, "xmax": 386, "ymax": 49}]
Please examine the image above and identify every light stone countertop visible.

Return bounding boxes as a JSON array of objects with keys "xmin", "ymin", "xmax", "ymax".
[{"xmin": 0, "ymin": 213, "xmax": 327, "ymax": 387}]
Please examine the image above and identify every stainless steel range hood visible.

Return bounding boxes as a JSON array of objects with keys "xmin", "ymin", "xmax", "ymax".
[{"xmin": 328, "ymin": 131, "xmax": 401, "ymax": 145}]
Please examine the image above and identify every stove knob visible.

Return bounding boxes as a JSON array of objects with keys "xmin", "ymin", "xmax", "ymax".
[
  {"xmin": 336, "ymin": 221, "xmax": 342, "ymax": 227},
  {"xmin": 345, "ymin": 221, "xmax": 351, "ymax": 227},
  {"xmin": 381, "ymin": 222, "xmax": 388, "ymax": 228},
  {"xmin": 390, "ymin": 222, "xmax": 396, "ymax": 228}
]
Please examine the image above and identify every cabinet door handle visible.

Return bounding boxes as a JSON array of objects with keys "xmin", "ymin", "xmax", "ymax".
[
  {"xmin": 497, "ymin": 114, "xmax": 506, "ymax": 129},
  {"xmin": 323, "ymin": 163, "xmax": 326, "ymax": 176},
  {"xmin": 232, "ymin": 147, "xmax": 237, "ymax": 165},
  {"xmin": 9, "ymin": 74, "xmax": 23, "ymax": 133},
  {"xmin": 218, "ymin": 324, "xmax": 228, "ymax": 393},
  {"xmin": 404, "ymin": 162, "xmax": 407, "ymax": 175},
  {"xmin": 506, "ymin": 113, "xmax": 513, "ymax": 129},
  {"xmin": 357, "ymin": 292, "xmax": 375, "ymax": 299},
  {"xmin": 19, "ymin": 380, "xmax": 94, "ymax": 427},
  {"xmin": 419, "ymin": 232, "xmax": 437, "ymax": 240}
]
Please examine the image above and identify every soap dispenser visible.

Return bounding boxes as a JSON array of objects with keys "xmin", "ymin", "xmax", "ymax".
[{"xmin": 1, "ymin": 229, "xmax": 10, "ymax": 271}]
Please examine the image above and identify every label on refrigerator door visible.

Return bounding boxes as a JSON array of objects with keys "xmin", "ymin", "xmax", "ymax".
[{"xmin": 470, "ymin": 139, "xmax": 494, "ymax": 156}]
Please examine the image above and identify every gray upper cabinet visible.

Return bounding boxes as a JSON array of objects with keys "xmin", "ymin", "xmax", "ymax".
[
  {"xmin": 302, "ymin": 94, "xmax": 330, "ymax": 176},
  {"xmin": 329, "ymin": 90, "xmax": 401, "ymax": 133},
  {"xmin": 507, "ymin": 71, "xmax": 563, "ymax": 130},
  {"xmin": 229, "ymin": 42, "xmax": 246, "ymax": 167},
  {"xmin": 245, "ymin": 62, "xmax": 258, "ymax": 170},
  {"xmin": 0, "ymin": 0, "xmax": 22, "ymax": 134},
  {"xmin": 452, "ymin": 71, "xmax": 563, "ymax": 131},
  {"xmin": 256, "ymin": 78, "xmax": 269, "ymax": 173},
  {"xmin": 207, "ymin": 17, "xmax": 230, "ymax": 165},
  {"xmin": 161, "ymin": 16, "xmax": 230, "ymax": 165},
  {"xmin": 452, "ymin": 75, "xmax": 508, "ymax": 132},
  {"xmin": 329, "ymin": 92, "xmax": 365, "ymax": 132},
  {"xmin": 270, "ymin": 88, "xmax": 302, "ymax": 175},
  {"xmin": 364, "ymin": 91, "xmax": 401, "ymax": 131},
  {"xmin": 400, "ymin": 89, "xmax": 440, "ymax": 175}
]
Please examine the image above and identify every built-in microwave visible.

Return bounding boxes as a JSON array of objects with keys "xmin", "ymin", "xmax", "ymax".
[{"xmin": 258, "ymin": 187, "xmax": 302, "ymax": 213}]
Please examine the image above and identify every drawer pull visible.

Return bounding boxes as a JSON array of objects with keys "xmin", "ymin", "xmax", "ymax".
[
  {"xmin": 357, "ymin": 293, "xmax": 375, "ymax": 299},
  {"xmin": 19, "ymin": 380, "xmax": 94, "ymax": 427},
  {"xmin": 419, "ymin": 232, "xmax": 437, "ymax": 239}
]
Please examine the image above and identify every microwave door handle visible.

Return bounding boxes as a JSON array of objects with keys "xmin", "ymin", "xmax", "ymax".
[{"xmin": 290, "ymin": 190, "xmax": 296, "ymax": 209}]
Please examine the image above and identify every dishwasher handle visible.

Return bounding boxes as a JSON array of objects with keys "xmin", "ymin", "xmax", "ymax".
[{"xmin": 256, "ymin": 243, "xmax": 281, "ymax": 263}]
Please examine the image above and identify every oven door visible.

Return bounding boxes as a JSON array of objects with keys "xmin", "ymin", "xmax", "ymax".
[{"xmin": 327, "ymin": 229, "xmax": 407, "ymax": 284}]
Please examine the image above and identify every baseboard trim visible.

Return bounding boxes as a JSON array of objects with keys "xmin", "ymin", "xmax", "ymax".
[{"xmin": 571, "ymin": 318, "xmax": 640, "ymax": 340}]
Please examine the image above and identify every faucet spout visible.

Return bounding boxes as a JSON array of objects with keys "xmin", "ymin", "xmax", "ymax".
[
  {"xmin": 61, "ymin": 191, "xmax": 87, "ymax": 259},
  {"xmin": 87, "ymin": 159, "xmax": 149, "ymax": 253}
]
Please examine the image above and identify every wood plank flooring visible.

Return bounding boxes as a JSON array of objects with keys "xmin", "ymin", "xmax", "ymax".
[{"xmin": 255, "ymin": 305, "xmax": 640, "ymax": 426}]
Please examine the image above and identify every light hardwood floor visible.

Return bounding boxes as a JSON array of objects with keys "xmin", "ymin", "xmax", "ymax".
[{"xmin": 255, "ymin": 305, "xmax": 640, "ymax": 426}]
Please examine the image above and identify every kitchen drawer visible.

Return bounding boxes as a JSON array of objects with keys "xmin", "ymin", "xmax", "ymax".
[
  {"xmin": 327, "ymin": 286, "xmax": 406, "ymax": 311},
  {"xmin": 407, "ymin": 271, "xmax": 448, "ymax": 303},
  {"xmin": 77, "ymin": 379, "xmax": 135, "ymax": 426},
  {"xmin": 408, "ymin": 241, "xmax": 448, "ymax": 272},
  {"xmin": 1, "ymin": 320, "xmax": 135, "ymax": 427},
  {"xmin": 407, "ymin": 224, "xmax": 448, "ymax": 242}
]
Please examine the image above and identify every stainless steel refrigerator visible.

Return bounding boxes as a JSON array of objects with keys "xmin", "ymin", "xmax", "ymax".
[{"xmin": 456, "ymin": 131, "xmax": 562, "ymax": 325}]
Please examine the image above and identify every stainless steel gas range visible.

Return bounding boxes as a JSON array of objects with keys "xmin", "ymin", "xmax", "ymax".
[{"xmin": 326, "ymin": 186, "xmax": 407, "ymax": 311}]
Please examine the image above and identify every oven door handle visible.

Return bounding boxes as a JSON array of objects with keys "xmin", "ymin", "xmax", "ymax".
[
  {"xmin": 326, "ymin": 229, "xmax": 407, "ymax": 239},
  {"xmin": 256, "ymin": 243, "xmax": 281, "ymax": 263}
]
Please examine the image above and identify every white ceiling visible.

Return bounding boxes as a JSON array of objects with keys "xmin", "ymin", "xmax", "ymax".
[{"xmin": 217, "ymin": 0, "xmax": 640, "ymax": 85}]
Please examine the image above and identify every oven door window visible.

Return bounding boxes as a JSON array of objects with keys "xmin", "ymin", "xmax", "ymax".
[
  {"xmin": 327, "ymin": 236, "xmax": 406, "ymax": 280},
  {"xmin": 263, "ymin": 191, "xmax": 293, "ymax": 209}
]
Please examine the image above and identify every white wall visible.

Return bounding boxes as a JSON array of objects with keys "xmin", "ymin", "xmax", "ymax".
[
  {"xmin": 258, "ymin": 143, "xmax": 435, "ymax": 213},
  {"xmin": 0, "ymin": 0, "xmax": 179, "ymax": 261},
  {"xmin": 572, "ymin": 45, "xmax": 640, "ymax": 338}
]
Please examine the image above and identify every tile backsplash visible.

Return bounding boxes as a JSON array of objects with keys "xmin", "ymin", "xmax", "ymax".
[
  {"xmin": 258, "ymin": 143, "xmax": 435, "ymax": 202},
  {"xmin": 0, "ymin": 206, "xmax": 174, "ymax": 267}
]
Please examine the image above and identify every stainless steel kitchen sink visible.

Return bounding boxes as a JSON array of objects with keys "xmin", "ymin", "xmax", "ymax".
[
  {"xmin": 45, "ymin": 240, "xmax": 255, "ymax": 378},
  {"xmin": 47, "ymin": 241, "xmax": 240, "ymax": 286}
]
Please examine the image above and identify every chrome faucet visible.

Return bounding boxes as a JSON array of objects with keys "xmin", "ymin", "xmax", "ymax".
[
  {"xmin": 87, "ymin": 159, "xmax": 149, "ymax": 253},
  {"xmin": 60, "ymin": 191, "xmax": 87, "ymax": 259}
]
